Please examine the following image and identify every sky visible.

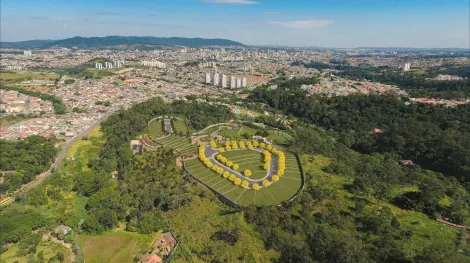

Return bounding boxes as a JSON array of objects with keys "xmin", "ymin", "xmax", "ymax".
[{"xmin": 1, "ymin": 0, "xmax": 469, "ymax": 48}]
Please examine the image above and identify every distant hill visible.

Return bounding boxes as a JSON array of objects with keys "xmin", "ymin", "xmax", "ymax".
[
  {"xmin": 34, "ymin": 36, "xmax": 243, "ymax": 49},
  {"xmin": 0, "ymin": 40, "xmax": 55, "ymax": 49}
]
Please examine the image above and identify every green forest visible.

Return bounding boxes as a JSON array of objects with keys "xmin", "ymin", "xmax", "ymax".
[
  {"xmin": 1, "ymin": 96, "xmax": 469, "ymax": 262},
  {"xmin": 0, "ymin": 136, "xmax": 58, "ymax": 195}
]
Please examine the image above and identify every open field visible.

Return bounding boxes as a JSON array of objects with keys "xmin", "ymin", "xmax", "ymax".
[
  {"xmin": 184, "ymin": 151, "xmax": 302, "ymax": 206},
  {"xmin": 86, "ymin": 125, "xmax": 103, "ymax": 138},
  {"xmin": 66, "ymin": 140, "xmax": 92, "ymax": 159},
  {"xmin": 267, "ymin": 133, "xmax": 288, "ymax": 144},
  {"xmin": 172, "ymin": 119, "xmax": 189, "ymax": 134},
  {"xmin": 148, "ymin": 119, "xmax": 164, "ymax": 138},
  {"xmin": 0, "ymin": 71, "xmax": 57, "ymax": 81},
  {"xmin": 154, "ymin": 136, "xmax": 197, "ymax": 155},
  {"xmin": 220, "ymin": 150, "xmax": 266, "ymax": 180},
  {"xmin": 79, "ymin": 232, "xmax": 155, "ymax": 263},
  {"xmin": 218, "ymin": 126, "xmax": 241, "ymax": 139}
]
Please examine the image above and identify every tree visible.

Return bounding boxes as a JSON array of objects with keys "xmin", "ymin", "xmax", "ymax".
[
  {"xmin": 244, "ymin": 170, "xmax": 252, "ymax": 177},
  {"xmin": 264, "ymin": 163, "xmax": 270, "ymax": 170},
  {"xmin": 233, "ymin": 164, "xmax": 240, "ymax": 170},
  {"xmin": 234, "ymin": 178, "xmax": 242, "ymax": 185},
  {"xmin": 223, "ymin": 171, "xmax": 230, "ymax": 178},
  {"xmin": 239, "ymin": 141, "xmax": 246, "ymax": 149},
  {"xmin": 226, "ymin": 145, "xmax": 232, "ymax": 151},
  {"xmin": 272, "ymin": 175, "xmax": 280, "ymax": 182},
  {"xmin": 253, "ymin": 140, "xmax": 259, "ymax": 147},
  {"xmin": 210, "ymin": 141, "xmax": 217, "ymax": 148},
  {"xmin": 229, "ymin": 174, "xmax": 236, "ymax": 181},
  {"xmin": 218, "ymin": 147, "xmax": 225, "ymax": 153},
  {"xmin": 262, "ymin": 179, "xmax": 270, "ymax": 187},
  {"xmin": 278, "ymin": 169, "xmax": 285, "ymax": 176},
  {"xmin": 259, "ymin": 142, "xmax": 266, "ymax": 148},
  {"xmin": 252, "ymin": 183, "xmax": 260, "ymax": 191},
  {"xmin": 226, "ymin": 161, "xmax": 233, "ymax": 167},
  {"xmin": 242, "ymin": 181, "xmax": 249, "ymax": 188}
]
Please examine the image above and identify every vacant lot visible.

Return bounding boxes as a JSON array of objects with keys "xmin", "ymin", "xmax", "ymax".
[{"xmin": 80, "ymin": 232, "xmax": 154, "ymax": 263}]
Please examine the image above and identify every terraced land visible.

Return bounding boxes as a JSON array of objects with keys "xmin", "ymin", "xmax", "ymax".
[
  {"xmin": 184, "ymin": 151, "xmax": 303, "ymax": 206},
  {"xmin": 220, "ymin": 150, "xmax": 266, "ymax": 180},
  {"xmin": 148, "ymin": 119, "xmax": 165, "ymax": 138},
  {"xmin": 172, "ymin": 119, "xmax": 189, "ymax": 134},
  {"xmin": 154, "ymin": 136, "xmax": 197, "ymax": 155},
  {"xmin": 218, "ymin": 127, "xmax": 241, "ymax": 138}
]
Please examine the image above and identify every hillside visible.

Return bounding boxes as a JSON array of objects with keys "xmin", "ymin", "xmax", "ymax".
[
  {"xmin": 34, "ymin": 36, "xmax": 243, "ymax": 49},
  {"xmin": 0, "ymin": 39, "xmax": 55, "ymax": 49}
]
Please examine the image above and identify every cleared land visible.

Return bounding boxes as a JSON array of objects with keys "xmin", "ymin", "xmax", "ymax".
[
  {"xmin": 79, "ymin": 232, "xmax": 154, "ymax": 263},
  {"xmin": 184, "ymin": 151, "xmax": 302, "ymax": 206},
  {"xmin": 148, "ymin": 119, "xmax": 165, "ymax": 138},
  {"xmin": 220, "ymin": 150, "xmax": 266, "ymax": 180},
  {"xmin": 154, "ymin": 136, "xmax": 197, "ymax": 155},
  {"xmin": 267, "ymin": 133, "xmax": 288, "ymax": 144},
  {"xmin": 172, "ymin": 119, "xmax": 189, "ymax": 134}
]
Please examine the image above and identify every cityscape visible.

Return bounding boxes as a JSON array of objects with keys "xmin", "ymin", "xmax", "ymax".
[{"xmin": 0, "ymin": 0, "xmax": 469, "ymax": 263}]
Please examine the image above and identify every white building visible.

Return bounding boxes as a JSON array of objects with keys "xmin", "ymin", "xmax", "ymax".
[
  {"xmin": 205, "ymin": 73, "xmax": 211, "ymax": 84},
  {"xmin": 241, "ymin": 77, "xmax": 247, "ymax": 87},
  {"xmin": 221, "ymin": 74, "xmax": 227, "ymax": 88},
  {"xmin": 236, "ymin": 78, "xmax": 242, "ymax": 88},
  {"xmin": 230, "ymin": 76, "xmax": 237, "ymax": 89},
  {"xmin": 142, "ymin": 61, "xmax": 166, "ymax": 68},
  {"xmin": 95, "ymin": 63, "xmax": 103, "ymax": 70},
  {"xmin": 403, "ymin": 63, "xmax": 411, "ymax": 72},
  {"xmin": 24, "ymin": 50, "xmax": 32, "ymax": 56},
  {"xmin": 213, "ymin": 73, "xmax": 220, "ymax": 86}
]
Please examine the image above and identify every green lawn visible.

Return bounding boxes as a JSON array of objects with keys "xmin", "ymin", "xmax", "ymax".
[
  {"xmin": 219, "ymin": 127, "xmax": 241, "ymax": 139},
  {"xmin": 267, "ymin": 133, "xmax": 288, "ymax": 145},
  {"xmin": 154, "ymin": 136, "xmax": 197, "ymax": 155},
  {"xmin": 184, "ymin": 151, "xmax": 303, "ymax": 206},
  {"xmin": 172, "ymin": 119, "xmax": 189, "ymax": 134},
  {"xmin": 79, "ymin": 232, "xmax": 155, "ymax": 263},
  {"xmin": 148, "ymin": 119, "xmax": 164, "ymax": 138},
  {"xmin": 220, "ymin": 150, "xmax": 266, "ymax": 180}
]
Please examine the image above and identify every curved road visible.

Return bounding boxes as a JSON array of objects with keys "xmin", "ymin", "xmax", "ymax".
[
  {"xmin": 204, "ymin": 145, "xmax": 278, "ymax": 188},
  {"xmin": 1, "ymin": 112, "xmax": 112, "ymax": 206}
]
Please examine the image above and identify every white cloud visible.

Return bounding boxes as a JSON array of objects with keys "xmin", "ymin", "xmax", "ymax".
[
  {"xmin": 202, "ymin": 0, "xmax": 259, "ymax": 4},
  {"xmin": 268, "ymin": 19, "xmax": 333, "ymax": 29},
  {"xmin": 265, "ymin": 11, "xmax": 280, "ymax": 15}
]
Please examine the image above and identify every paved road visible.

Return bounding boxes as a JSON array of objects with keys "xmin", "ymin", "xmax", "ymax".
[
  {"xmin": 1, "ymin": 112, "xmax": 112, "ymax": 206},
  {"xmin": 204, "ymin": 145, "xmax": 278, "ymax": 188},
  {"xmin": 164, "ymin": 119, "xmax": 173, "ymax": 134}
]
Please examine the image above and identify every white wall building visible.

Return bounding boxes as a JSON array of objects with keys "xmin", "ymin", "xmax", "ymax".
[
  {"xmin": 230, "ymin": 76, "xmax": 236, "ymax": 89},
  {"xmin": 221, "ymin": 74, "xmax": 227, "ymax": 88},
  {"xmin": 241, "ymin": 77, "xmax": 247, "ymax": 87},
  {"xmin": 403, "ymin": 63, "xmax": 411, "ymax": 72},
  {"xmin": 213, "ymin": 73, "xmax": 220, "ymax": 86},
  {"xmin": 205, "ymin": 73, "xmax": 211, "ymax": 84}
]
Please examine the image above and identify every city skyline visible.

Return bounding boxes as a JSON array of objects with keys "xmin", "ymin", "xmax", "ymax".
[{"xmin": 1, "ymin": 0, "xmax": 469, "ymax": 48}]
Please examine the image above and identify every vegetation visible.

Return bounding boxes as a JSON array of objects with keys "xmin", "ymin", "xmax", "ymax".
[{"xmin": 0, "ymin": 136, "xmax": 58, "ymax": 195}]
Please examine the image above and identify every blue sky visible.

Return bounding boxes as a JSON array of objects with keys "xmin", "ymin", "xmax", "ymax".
[{"xmin": 1, "ymin": 0, "xmax": 469, "ymax": 48}]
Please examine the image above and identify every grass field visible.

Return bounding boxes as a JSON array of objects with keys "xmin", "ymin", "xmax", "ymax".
[
  {"xmin": 86, "ymin": 125, "xmax": 103, "ymax": 138},
  {"xmin": 0, "ymin": 241, "xmax": 73, "ymax": 263},
  {"xmin": 184, "ymin": 151, "xmax": 302, "ymax": 206},
  {"xmin": 148, "ymin": 119, "xmax": 164, "ymax": 138},
  {"xmin": 220, "ymin": 150, "xmax": 266, "ymax": 180},
  {"xmin": 66, "ymin": 140, "xmax": 92, "ymax": 159},
  {"xmin": 80, "ymin": 232, "xmax": 155, "ymax": 263},
  {"xmin": 218, "ymin": 127, "xmax": 241, "ymax": 139},
  {"xmin": 267, "ymin": 133, "xmax": 288, "ymax": 144},
  {"xmin": 172, "ymin": 119, "xmax": 189, "ymax": 134},
  {"xmin": 154, "ymin": 136, "xmax": 197, "ymax": 155}
]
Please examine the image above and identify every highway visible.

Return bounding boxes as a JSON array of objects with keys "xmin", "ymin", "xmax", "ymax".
[{"xmin": 1, "ymin": 112, "xmax": 112, "ymax": 206}]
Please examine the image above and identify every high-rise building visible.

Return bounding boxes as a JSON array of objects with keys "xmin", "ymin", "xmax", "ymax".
[
  {"xmin": 213, "ymin": 73, "xmax": 220, "ymax": 86},
  {"xmin": 241, "ymin": 77, "xmax": 247, "ymax": 87},
  {"xmin": 403, "ymin": 63, "xmax": 411, "ymax": 72},
  {"xmin": 24, "ymin": 50, "xmax": 32, "ymax": 56},
  {"xmin": 205, "ymin": 73, "xmax": 211, "ymax": 84},
  {"xmin": 221, "ymin": 74, "xmax": 227, "ymax": 88},
  {"xmin": 236, "ymin": 78, "xmax": 242, "ymax": 88},
  {"xmin": 95, "ymin": 63, "xmax": 103, "ymax": 70},
  {"xmin": 230, "ymin": 76, "xmax": 236, "ymax": 89}
]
